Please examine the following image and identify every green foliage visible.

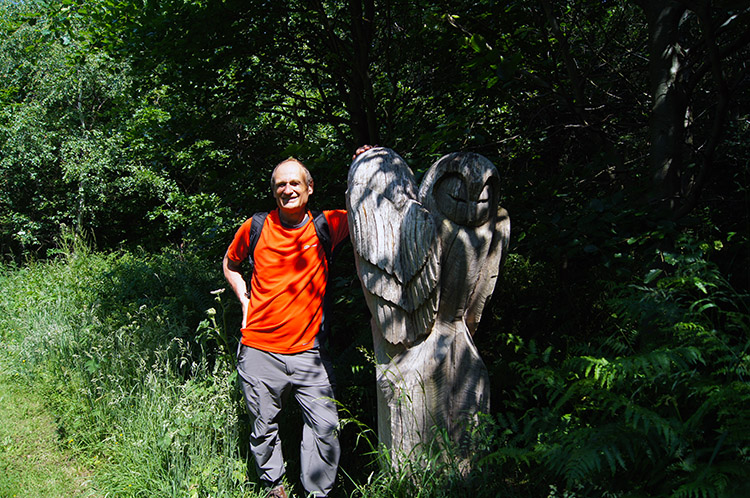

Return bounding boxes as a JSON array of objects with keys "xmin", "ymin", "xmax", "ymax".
[
  {"xmin": 0, "ymin": 1, "xmax": 180, "ymax": 256},
  {"xmin": 483, "ymin": 235, "xmax": 750, "ymax": 497},
  {"xmin": 4, "ymin": 0, "xmax": 748, "ymax": 266},
  {"xmin": 0, "ymin": 243, "xmax": 257, "ymax": 497},
  {"xmin": 339, "ymin": 414, "xmax": 522, "ymax": 498},
  {"xmin": 1, "ymin": 0, "xmax": 749, "ymax": 496}
]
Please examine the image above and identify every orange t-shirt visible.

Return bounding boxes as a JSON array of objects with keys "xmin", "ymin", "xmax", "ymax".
[{"xmin": 226, "ymin": 209, "xmax": 349, "ymax": 354}]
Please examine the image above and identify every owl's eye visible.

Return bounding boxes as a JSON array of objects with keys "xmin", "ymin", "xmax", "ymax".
[
  {"xmin": 434, "ymin": 174, "xmax": 494, "ymax": 227},
  {"xmin": 473, "ymin": 183, "xmax": 493, "ymax": 225},
  {"xmin": 434, "ymin": 174, "xmax": 469, "ymax": 224}
]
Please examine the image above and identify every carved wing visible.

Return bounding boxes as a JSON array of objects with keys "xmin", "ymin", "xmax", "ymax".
[{"xmin": 346, "ymin": 148, "xmax": 440, "ymax": 347}]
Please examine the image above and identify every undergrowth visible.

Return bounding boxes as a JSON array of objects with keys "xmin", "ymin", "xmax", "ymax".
[
  {"xmin": 0, "ymin": 240, "xmax": 258, "ymax": 497},
  {"xmin": 1, "ymin": 232, "xmax": 747, "ymax": 498},
  {"xmin": 483, "ymin": 236, "xmax": 750, "ymax": 497}
]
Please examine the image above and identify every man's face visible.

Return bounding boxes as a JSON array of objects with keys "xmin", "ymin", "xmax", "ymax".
[{"xmin": 272, "ymin": 161, "xmax": 313, "ymax": 217}]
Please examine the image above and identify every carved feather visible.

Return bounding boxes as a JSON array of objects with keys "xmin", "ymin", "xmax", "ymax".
[{"xmin": 346, "ymin": 148, "xmax": 440, "ymax": 346}]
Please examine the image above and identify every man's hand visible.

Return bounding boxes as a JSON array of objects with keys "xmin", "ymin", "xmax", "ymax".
[{"xmin": 353, "ymin": 144, "xmax": 376, "ymax": 160}]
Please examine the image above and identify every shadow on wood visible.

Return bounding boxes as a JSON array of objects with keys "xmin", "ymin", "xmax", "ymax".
[{"xmin": 346, "ymin": 147, "xmax": 510, "ymax": 467}]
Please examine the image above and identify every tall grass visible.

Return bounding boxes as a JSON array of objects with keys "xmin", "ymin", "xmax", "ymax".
[
  {"xmin": 0, "ymin": 240, "xmax": 259, "ymax": 497},
  {"xmin": 0, "ymin": 237, "xmax": 529, "ymax": 498},
  {"xmin": 4, "ymin": 232, "xmax": 745, "ymax": 498}
]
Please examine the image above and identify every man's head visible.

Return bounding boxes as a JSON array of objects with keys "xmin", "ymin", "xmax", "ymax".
[{"xmin": 271, "ymin": 157, "xmax": 314, "ymax": 223}]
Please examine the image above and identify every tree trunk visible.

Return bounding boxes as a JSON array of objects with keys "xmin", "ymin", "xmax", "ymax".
[
  {"xmin": 635, "ymin": 0, "xmax": 688, "ymax": 211},
  {"xmin": 348, "ymin": 0, "xmax": 379, "ymax": 145}
]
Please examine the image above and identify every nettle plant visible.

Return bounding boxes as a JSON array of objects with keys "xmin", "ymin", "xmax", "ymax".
[{"xmin": 486, "ymin": 235, "xmax": 750, "ymax": 498}]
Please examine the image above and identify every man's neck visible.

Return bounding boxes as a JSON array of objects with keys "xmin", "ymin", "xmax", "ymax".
[{"xmin": 278, "ymin": 208, "xmax": 308, "ymax": 227}]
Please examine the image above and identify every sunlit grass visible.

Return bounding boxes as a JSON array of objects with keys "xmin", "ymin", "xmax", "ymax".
[
  {"xmin": 15, "ymin": 239, "xmax": 743, "ymax": 497},
  {"xmin": 0, "ymin": 361, "xmax": 91, "ymax": 498},
  {"xmin": 0, "ymin": 245, "xmax": 519, "ymax": 498},
  {"xmin": 0, "ymin": 246, "xmax": 262, "ymax": 497}
]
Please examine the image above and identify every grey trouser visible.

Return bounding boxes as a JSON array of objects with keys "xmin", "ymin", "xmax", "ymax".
[{"xmin": 237, "ymin": 344, "xmax": 340, "ymax": 497}]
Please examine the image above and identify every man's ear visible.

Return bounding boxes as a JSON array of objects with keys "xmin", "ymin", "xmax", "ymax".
[{"xmin": 308, "ymin": 180, "xmax": 314, "ymax": 195}]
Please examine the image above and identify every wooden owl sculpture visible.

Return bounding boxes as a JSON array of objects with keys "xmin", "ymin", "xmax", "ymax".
[{"xmin": 346, "ymin": 147, "xmax": 510, "ymax": 461}]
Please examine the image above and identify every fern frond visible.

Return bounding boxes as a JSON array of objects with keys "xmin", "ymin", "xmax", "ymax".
[
  {"xmin": 671, "ymin": 459, "xmax": 750, "ymax": 498},
  {"xmin": 565, "ymin": 347, "xmax": 703, "ymax": 390}
]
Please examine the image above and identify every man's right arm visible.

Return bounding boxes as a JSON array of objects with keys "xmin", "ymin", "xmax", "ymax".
[{"xmin": 223, "ymin": 252, "xmax": 249, "ymax": 327}]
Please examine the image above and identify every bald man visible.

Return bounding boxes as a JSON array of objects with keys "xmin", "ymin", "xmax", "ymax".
[{"xmin": 223, "ymin": 157, "xmax": 352, "ymax": 498}]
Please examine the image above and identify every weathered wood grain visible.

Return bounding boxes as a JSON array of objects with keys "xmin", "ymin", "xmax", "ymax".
[{"xmin": 346, "ymin": 147, "xmax": 510, "ymax": 465}]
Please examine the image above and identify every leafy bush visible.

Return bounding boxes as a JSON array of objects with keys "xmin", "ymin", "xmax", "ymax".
[{"xmin": 484, "ymin": 235, "xmax": 750, "ymax": 497}]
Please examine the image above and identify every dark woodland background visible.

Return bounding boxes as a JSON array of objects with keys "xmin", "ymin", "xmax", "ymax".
[{"xmin": 1, "ymin": 1, "xmax": 749, "ymax": 497}]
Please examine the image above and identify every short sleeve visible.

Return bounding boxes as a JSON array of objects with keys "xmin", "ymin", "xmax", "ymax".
[
  {"xmin": 226, "ymin": 217, "xmax": 254, "ymax": 263},
  {"xmin": 324, "ymin": 209, "xmax": 349, "ymax": 248}
]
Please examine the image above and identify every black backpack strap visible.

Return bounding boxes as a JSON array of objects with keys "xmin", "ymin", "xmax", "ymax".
[
  {"xmin": 310, "ymin": 210, "xmax": 347, "ymax": 345},
  {"xmin": 310, "ymin": 210, "xmax": 333, "ymax": 264},
  {"xmin": 247, "ymin": 211, "xmax": 269, "ymax": 272}
]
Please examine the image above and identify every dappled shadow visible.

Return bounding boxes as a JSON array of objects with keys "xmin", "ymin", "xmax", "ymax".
[{"xmin": 345, "ymin": 147, "xmax": 510, "ymax": 462}]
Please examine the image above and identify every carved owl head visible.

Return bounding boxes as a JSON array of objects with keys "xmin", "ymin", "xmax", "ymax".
[{"xmin": 419, "ymin": 153, "xmax": 500, "ymax": 227}]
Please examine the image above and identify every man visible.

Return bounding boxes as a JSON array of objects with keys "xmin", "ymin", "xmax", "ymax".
[{"xmin": 223, "ymin": 156, "xmax": 355, "ymax": 498}]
